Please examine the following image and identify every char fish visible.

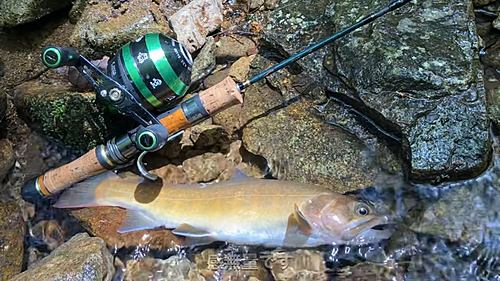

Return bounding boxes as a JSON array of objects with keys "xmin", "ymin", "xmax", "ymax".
[{"xmin": 53, "ymin": 171, "xmax": 393, "ymax": 247}]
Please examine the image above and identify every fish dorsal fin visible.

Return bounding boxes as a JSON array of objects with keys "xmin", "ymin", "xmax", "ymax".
[
  {"xmin": 293, "ymin": 204, "xmax": 313, "ymax": 235},
  {"xmin": 118, "ymin": 210, "xmax": 159, "ymax": 233},
  {"xmin": 172, "ymin": 223, "xmax": 212, "ymax": 238},
  {"xmin": 229, "ymin": 169, "xmax": 252, "ymax": 181}
]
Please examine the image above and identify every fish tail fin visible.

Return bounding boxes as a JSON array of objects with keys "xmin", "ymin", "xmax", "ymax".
[{"xmin": 53, "ymin": 171, "xmax": 122, "ymax": 208}]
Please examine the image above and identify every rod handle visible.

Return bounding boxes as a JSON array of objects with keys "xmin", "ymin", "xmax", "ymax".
[
  {"xmin": 22, "ymin": 147, "xmax": 108, "ymax": 203},
  {"xmin": 42, "ymin": 46, "xmax": 80, "ymax": 68}
]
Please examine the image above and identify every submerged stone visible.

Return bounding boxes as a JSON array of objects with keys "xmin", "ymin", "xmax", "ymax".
[
  {"xmin": 124, "ymin": 256, "xmax": 204, "ymax": 281},
  {"xmin": 10, "ymin": 233, "xmax": 114, "ymax": 281},
  {"xmin": 259, "ymin": 0, "xmax": 489, "ymax": 182}
]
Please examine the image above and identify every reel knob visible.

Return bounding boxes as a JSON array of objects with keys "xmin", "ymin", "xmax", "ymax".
[{"xmin": 42, "ymin": 46, "xmax": 80, "ymax": 68}]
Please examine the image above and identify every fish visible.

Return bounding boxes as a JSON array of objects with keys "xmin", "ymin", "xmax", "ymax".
[{"xmin": 53, "ymin": 170, "xmax": 394, "ymax": 248}]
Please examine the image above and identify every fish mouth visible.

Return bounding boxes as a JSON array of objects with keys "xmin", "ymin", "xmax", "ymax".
[{"xmin": 345, "ymin": 216, "xmax": 395, "ymax": 244}]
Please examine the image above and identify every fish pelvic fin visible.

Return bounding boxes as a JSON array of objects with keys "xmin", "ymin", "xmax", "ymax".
[
  {"xmin": 172, "ymin": 223, "xmax": 212, "ymax": 238},
  {"xmin": 293, "ymin": 204, "xmax": 313, "ymax": 235},
  {"xmin": 283, "ymin": 213, "xmax": 311, "ymax": 247},
  {"xmin": 118, "ymin": 210, "xmax": 159, "ymax": 233},
  {"xmin": 53, "ymin": 171, "xmax": 122, "ymax": 208}
]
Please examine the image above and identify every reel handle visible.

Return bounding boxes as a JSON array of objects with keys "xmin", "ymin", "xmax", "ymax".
[
  {"xmin": 42, "ymin": 46, "xmax": 80, "ymax": 68},
  {"xmin": 22, "ymin": 147, "xmax": 108, "ymax": 203}
]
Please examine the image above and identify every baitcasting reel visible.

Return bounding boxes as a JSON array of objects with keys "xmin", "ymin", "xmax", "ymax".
[{"xmin": 42, "ymin": 33, "xmax": 193, "ymax": 179}]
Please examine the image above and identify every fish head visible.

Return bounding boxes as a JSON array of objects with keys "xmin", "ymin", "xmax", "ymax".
[{"xmin": 318, "ymin": 196, "xmax": 394, "ymax": 245}]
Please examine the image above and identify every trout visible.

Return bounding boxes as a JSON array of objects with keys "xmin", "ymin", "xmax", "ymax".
[{"xmin": 53, "ymin": 171, "xmax": 393, "ymax": 247}]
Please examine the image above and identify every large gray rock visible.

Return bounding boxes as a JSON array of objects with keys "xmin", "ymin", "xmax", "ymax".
[
  {"xmin": 0, "ymin": 0, "xmax": 72, "ymax": 28},
  {"xmin": 70, "ymin": 0, "xmax": 173, "ymax": 57},
  {"xmin": 214, "ymin": 55, "xmax": 402, "ymax": 193},
  {"xmin": 259, "ymin": 0, "xmax": 489, "ymax": 182},
  {"xmin": 11, "ymin": 233, "xmax": 115, "ymax": 281},
  {"xmin": 169, "ymin": 0, "xmax": 223, "ymax": 53}
]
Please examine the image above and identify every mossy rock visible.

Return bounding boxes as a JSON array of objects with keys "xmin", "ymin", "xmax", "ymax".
[{"xmin": 14, "ymin": 80, "xmax": 133, "ymax": 153}]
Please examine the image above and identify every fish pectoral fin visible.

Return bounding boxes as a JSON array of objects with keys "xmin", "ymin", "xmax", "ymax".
[
  {"xmin": 283, "ymin": 213, "xmax": 310, "ymax": 247},
  {"xmin": 118, "ymin": 210, "xmax": 159, "ymax": 233},
  {"xmin": 293, "ymin": 204, "xmax": 313, "ymax": 235},
  {"xmin": 172, "ymin": 223, "xmax": 212, "ymax": 238}
]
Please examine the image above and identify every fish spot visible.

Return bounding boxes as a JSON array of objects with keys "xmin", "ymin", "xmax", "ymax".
[{"xmin": 134, "ymin": 178, "xmax": 163, "ymax": 204}]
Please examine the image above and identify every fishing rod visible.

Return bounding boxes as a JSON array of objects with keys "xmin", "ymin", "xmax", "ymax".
[{"xmin": 22, "ymin": 0, "xmax": 413, "ymax": 204}]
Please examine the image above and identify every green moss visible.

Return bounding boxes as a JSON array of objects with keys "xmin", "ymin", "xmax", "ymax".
[{"xmin": 27, "ymin": 92, "xmax": 129, "ymax": 153}]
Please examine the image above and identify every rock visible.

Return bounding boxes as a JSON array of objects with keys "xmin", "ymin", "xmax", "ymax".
[
  {"xmin": 70, "ymin": 207, "xmax": 186, "ymax": 250},
  {"xmin": 214, "ymin": 35, "xmax": 257, "ymax": 63},
  {"xmin": 194, "ymin": 248, "xmax": 272, "ymax": 280},
  {"xmin": 0, "ymin": 199, "xmax": 25, "ymax": 281},
  {"xmin": 169, "ymin": 0, "xmax": 224, "ymax": 53},
  {"xmin": 229, "ymin": 55, "xmax": 256, "ymax": 82},
  {"xmin": 409, "ymin": 153, "xmax": 500, "ymax": 244},
  {"xmin": 261, "ymin": 0, "xmax": 489, "ymax": 182},
  {"xmin": 191, "ymin": 36, "xmax": 217, "ymax": 81},
  {"xmin": 267, "ymin": 250, "xmax": 327, "ymax": 280},
  {"xmin": 334, "ymin": 262, "xmax": 404, "ymax": 280},
  {"xmin": 159, "ymin": 0, "xmax": 190, "ymax": 18},
  {"xmin": 482, "ymin": 40, "xmax": 500, "ymax": 67},
  {"xmin": 151, "ymin": 164, "xmax": 190, "ymax": 184},
  {"xmin": 474, "ymin": 0, "xmax": 497, "ymax": 7},
  {"xmin": 249, "ymin": 0, "xmax": 265, "ymax": 10},
  {"xmin": 70, "ymin": 0, "xmax": 173, "ymax": 57},
  {"xmin": 68, "ymin": 0, "xmax": 88, "ymax": 24},
  {"xmin": 0, "ymin": 0, "xmax": 71, "ymax": 28},
  {"xmin": 13, "ymin": 80, "xmax": 131, "ymax": 153},
  {"xmin": 10, "ymin": 233, "xmax": 114, "ymax": 281},
  {"xmin": 182, "ymin": 152, "xmax": 232, "ymax": 182},
  {"xmin": 494, "ymin": 17, "xmax": 500, "ymax": 31},
  {"xmin": 264, "ymin": 0, "xmax": 278, "ymax": 10},
  {"xmin": 215, "ymin": 55, "xmax": 401, "ymax": 193},
  {"xmin": 0, "ymin": 139, "xmax": 15, "ymax": 182},
  {"xmin": 31, "ymin": 220, "xmax": 65, "ymax": 251},
  {"xmin": 189, "ymin": 124, "xmax": 226, "ymax": 148},
  {"xmin": 0, "ymin": 88, "xmax": 6, "ymax": 124},
  {"xmin": 124, "ymin": 256, "xmax": 205, "ymax": 281}
]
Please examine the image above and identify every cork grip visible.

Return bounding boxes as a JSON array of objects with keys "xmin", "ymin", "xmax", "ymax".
[
  {"xmin": 199, "ymin": 76, "xmax": 243, "ymax": 115},
  {"xmin": 42, "ymin": 148, "xmax": 107, "ymax": 195}
]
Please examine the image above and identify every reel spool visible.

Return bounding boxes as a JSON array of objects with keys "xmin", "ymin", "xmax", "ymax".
[{"xmin": 107, "ymin": 33, "xmax": 193, "ymax": 112}]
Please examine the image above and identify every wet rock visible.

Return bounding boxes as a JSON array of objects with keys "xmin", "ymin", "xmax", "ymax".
[
  {"xmin": 169, "ymin": 0, "xmax": 224, "ymax": 53},
  {"xmin": 70, "ymin": 207, "xmax": 186, "ymax": 250},
  {"xmin": 261, "ymin": 0, "xmax": 489, "ymax": 182},
  {"xmin": 214, "ymin": 35, "xmax": 257, "ymax": 63},
  {"xmin": 474, "ymin": 0, "xmax": 497, "ymax": 7},
  {"xmin": 482, "ymin": 40, "xmax": 500, "ymax": 68},
  {"xmin": 264, "ymin": 0, "xmax": 278, "ymax": 10},
  {"xmin": 215, "ymin": 55, "xmax": 401, "ymax": 193},
  {"xmin": 334, "ymin": 262, "xmax": 404, "ymax": 281},
  {"xmin": 10, "ymin": 233, "xmax": 114, "ymax": 281},
  {"xmin": 0, "ymin": 0, "xmax": 71, "ymax": 28},
  {"xmin": 249, "ymin": 0, "xmax": 265, "ymax": 10},
  {"xmin": 0, "ymin": 199, "xmax": 25, "ymax": 281},
  {"xmin": 194, "ymin": 248, "xmax": 272, "ymax": 280},
  {"xmin": 31, "ymin": 220, "xmax": 65, "ymax": 250},
  {"xmin": 487, "ymin": 82, "xmax": 500, "ymax": 126},
  {"xmin": 124, "ymin": 256, "xmax": 205, "ymax": 281},
  {"xmin": 13, "ymin": 80, "xmax": 131, "ymax": 152},
  {"xmin": 0, "ymin": 138, "xmax": 15, "ymax": 182},
  {"xmin": 191, "ymin": 36, "xmax": 217, "ymax": 81},
  {"xmin": 151, "ymin": 164, "xmax": 190, "ymax": 184},
  {"xmin": 182, "ymin": 152, "xmax": 232, "ymax": 182},
  {"xmin": 229, "ymin": 55, "xmax": 256, "ymax": 82},
  {"xmin": 70, "ymin": 0, "xmax": 173, "ymax": 57},
  {"xmin": 268, "ymin": 250, "xmax": 327, "ymax": 280}
]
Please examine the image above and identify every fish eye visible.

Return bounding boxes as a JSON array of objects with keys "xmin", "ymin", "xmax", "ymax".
[{"xmin": 355, "ymin": 204, "xmax": 370, "ymax": 216}]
